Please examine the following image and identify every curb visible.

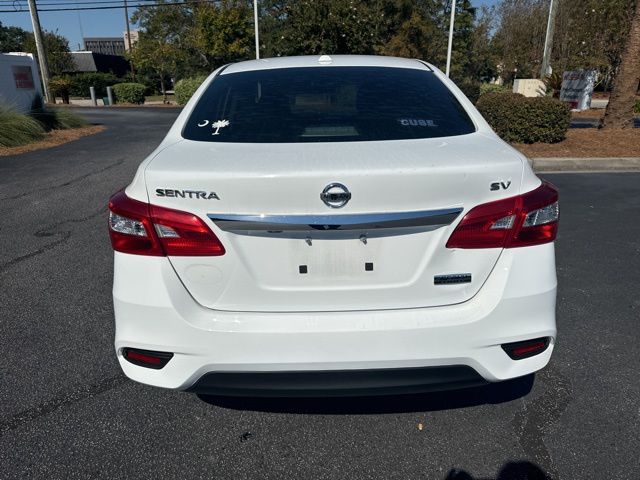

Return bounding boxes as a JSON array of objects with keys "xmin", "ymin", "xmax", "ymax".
[{"xmin": 529, "ymin": 157, "xmax": 640, "ymax": 173}]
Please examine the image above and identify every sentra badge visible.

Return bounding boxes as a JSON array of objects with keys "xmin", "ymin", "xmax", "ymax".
[{"xmin": 155, "ymin": 189, "xmax": 220, "ymax": 200}]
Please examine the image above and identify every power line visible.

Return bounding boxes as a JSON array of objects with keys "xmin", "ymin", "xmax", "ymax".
[
  {"xmin": 0, "ymin": 0, "xmax": 158, "ymax": 4},
  {"xmin": 0, "ymin": 0, "xmax": 213, "ymax": 11},
  {"xmin": 0, "ymin": 0, "xmax": 159, "ymax": 4}
]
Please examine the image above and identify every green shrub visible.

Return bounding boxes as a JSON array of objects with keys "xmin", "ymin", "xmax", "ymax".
[
  {"xmin": 476, "ymin": 92, "xmax": 571, "ymax": 144},
  {"xmin": 50, "ymin": 75, "xmax": 74, "ymax": 104},
  {"xmin": 454, "ymin": 79, "xmax": 481, "ymax": 104},
  {"xmin": 52, "ymin": 108, "xmax": 87, "ymax": 129},
  {"xmin": 479, "ymin": 83, "xmax": 511, "ymax": 96},
  {"xmin": 121, "ymin": 71, "xmax": 159, "ymax": 95},
  {"xmin": 543, "ymin": 72, "xmax": 563, "ymax": 98},
  {"xmin": 634, "ymin": 99, "xmax": 640, "ymax": 114},
  {"xmin": 174, "ymin": 75, "xmax": 208, "ymax": 105},
  {"xmin": 69, "ymin": 72, "xmax": 120, "ymax": 97},
  {"xmin": 112, "ymin": 83, "xmax": 146, "ymax": 104},
  {"xmin": 30, "ymin": 107, "xmax": 87, "ymax": 131},
  {"xmin": 0, "ymin": 104, "xmax": 45, "ymax": 147}
]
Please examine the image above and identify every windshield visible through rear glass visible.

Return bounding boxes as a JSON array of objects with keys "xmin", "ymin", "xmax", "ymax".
[{"xmin": 182, "ymin": 66, "xmax": 476, "ymax": 143}]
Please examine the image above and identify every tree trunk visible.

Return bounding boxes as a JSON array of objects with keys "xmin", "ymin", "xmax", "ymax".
[
  {"xmin": 160, "ymin": 76, "xmax": 167, "ymax": 104},
  {"xmin": 602, "ymin": 1, "xmax": 640, "ymax": 129}
]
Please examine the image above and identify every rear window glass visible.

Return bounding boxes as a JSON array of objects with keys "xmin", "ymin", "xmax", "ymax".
[{"xmin": 182, "ymin": 67, "xmax": 476, "ymax": 143}]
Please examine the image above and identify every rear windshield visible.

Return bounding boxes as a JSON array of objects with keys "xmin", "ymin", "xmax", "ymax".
[{"xmin": 182, "ymin": 66, "xmax": 476, "ymax": 143}]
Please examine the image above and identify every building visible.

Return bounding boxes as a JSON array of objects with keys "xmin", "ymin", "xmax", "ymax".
[
  {"xmin": 83, "ymin": 37, "xmax": 125, "ymax": 56},
  {"xmin": 69, "ymin": 51, "xmax": 130, "ymax": 78},
  {"xmin": 0, "ymin": 53, "xmax": 43, "ymax": 112},
  {"xmin": 123, "ymin": 30, "xmax": 139, "ymax": 52}
]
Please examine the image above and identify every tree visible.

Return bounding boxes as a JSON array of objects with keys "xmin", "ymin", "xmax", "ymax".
[
  {"xmin": 379, "ymin": 0, "xmax": 443, "ymax": 60},
  {"xmin": 552, "ymin": 0, "xmax": 635, "ymax": 90},
  {"xmin": 492, "ymin": 0, "xmax": 548, "ymax": 80},
  {"xmin": 129, "ymin": 1, "xmax": 191, "ymax": 100},
  {"xmin": 22, "ymin": 29, "xmax": 74, "ymax": 76},
  {"xmin": 0, "ymin": 21, "xmax": 28, "ymax": 52},
  {"xmin": 188, "ymin": 0, "xmax": 253, "ymax": 67},
  {"xmin": 602, "ymin": 0, "xmax": 640, "ymax": 129},
  {"xmin": 265, "ymin": 0, "xmax": 384, "ymax": 56},
  {"xmin": 445, "ymin": 0, "xmax": 480, "ymax": 81},
  {"xmin": 467, "ymin": 6, "xmax": 500, "ymax": 82},
  {"xmin": 491, "ymin": 0, "xmax": 636, "ymax": 87},
  {"xmin": 49, "ymin": 76, "xmax": 73, "ymax": 104}
]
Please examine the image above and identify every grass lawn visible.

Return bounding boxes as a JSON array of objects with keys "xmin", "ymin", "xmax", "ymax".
[{"xmin": 145, "ymin": 94, "xmax": 176, "ymax": 103}]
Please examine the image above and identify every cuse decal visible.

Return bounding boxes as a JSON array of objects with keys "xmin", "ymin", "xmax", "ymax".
[{"xmin": 398, "ymin": 118, "xmax": 437, "ymax": 127}]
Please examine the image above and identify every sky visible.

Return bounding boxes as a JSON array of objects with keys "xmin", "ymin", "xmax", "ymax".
[{"xmin": 1, "ymin": 0, "xmax": 498, "ymax": 53}]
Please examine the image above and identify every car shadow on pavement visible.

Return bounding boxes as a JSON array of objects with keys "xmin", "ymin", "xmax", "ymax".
[
  {"xmin": 197, "ymin": 373, "xmax": 534, "ymax": 414},
  {"xmin": 445, "ymin": 460, "xmax": 552, "ymax": 480}
]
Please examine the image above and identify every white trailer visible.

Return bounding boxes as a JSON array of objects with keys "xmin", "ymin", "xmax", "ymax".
[{"xmin": 0, "ymin": 53, "xmax": 43, "ymax": 113}]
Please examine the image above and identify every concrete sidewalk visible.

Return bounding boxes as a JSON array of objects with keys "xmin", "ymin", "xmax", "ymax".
[
  {"xmin": 530, "ymin": 157, "xmax": 640, "ymax": 172},
  {"xmin": 62, "ymin": 98, "xmax": 177, "ymax": 107}
]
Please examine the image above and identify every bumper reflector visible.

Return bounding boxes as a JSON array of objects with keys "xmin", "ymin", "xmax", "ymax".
[
  {"xmin": 122, "ymin": 348, "xmax": 173, "ymax": 369},
  {"xmin": 501, "ymin": 337, "xmax": 550, "ymax": 360}
]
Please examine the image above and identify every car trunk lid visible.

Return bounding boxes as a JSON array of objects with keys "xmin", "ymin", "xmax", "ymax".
[{"xmin": 145, "ymin": 134, "xmax": 523, "ymax": 312}]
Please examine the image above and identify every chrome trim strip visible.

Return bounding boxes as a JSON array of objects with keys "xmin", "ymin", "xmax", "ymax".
[{"xmin": 208, "ymin": 208, "xmax": 462, "ymax": 232}]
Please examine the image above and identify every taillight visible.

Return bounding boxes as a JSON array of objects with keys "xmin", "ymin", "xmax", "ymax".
[
  {"xmin": 501, "ymin": 337, "xmax": 550, "ymax": 360},
  {"xmin": 446, "ymin": 181, "xmax": 559, "ymax": 249},
  {"xmin": 122, "ymin": 348, "xmax": 173, "ymax": 369},
  {"xmin": 108, "ymin": 190, "xmax": 225, "ymax": 256}
]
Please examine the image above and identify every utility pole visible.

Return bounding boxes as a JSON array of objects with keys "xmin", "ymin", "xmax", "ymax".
[
  {"xmin": 27, "ymin": 0, "xmax": 52, "ymax": 103},
  {"xmin": 445, "ymin": 0, "xmax": 456, "ymax": 77},
  {"xmin": 253, "ymin": 0, "xmax": 260, "ymax": 59},
  {"xmin": 124, "ymin": 0, "xmax": 136, "ymax": 81},
  {"xmin": 540, "ymin": 0, "xmax": 558, "ymax": 79}
]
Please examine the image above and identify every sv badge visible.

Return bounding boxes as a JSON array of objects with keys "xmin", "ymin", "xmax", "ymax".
[{"xmin": 490, "ymin": 181, "xmax": 511, "ymax": 191}]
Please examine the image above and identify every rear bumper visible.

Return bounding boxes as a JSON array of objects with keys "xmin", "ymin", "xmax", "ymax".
[
  {"xmin": 113, "ymin": 243, "xmax": 557, "ymax": 392},
  {"xmin": 186, "ymin": 366, "xmax": 487, "ymax": 397}
]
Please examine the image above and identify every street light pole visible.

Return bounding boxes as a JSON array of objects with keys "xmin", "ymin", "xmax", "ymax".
[
  {"xmin": 445, "ymin": 0, "xmax": 456, "ymax": 77},
  {"xmin": 253, "ymin": 0, "xmax": 260, "ymax": 59},
  {"xmin": 540, "ymin": 0, "xmax": 558, "ymax": 79},
  {"xmin": 123, "ymin": 0, "xmax": 136, "ymax": 81},
  {"xmin": 27, "ymin": 0, "xmax": 52, "ymax": 103}
]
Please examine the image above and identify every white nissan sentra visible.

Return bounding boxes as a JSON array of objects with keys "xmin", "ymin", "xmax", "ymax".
[{"xmin": 109, "ymin": 55, "xmax": 558, "ymax": 396}]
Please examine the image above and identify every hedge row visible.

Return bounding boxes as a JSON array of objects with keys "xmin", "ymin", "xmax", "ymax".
[
  {"xmin": 50, "ymin": 73, "xmax": 123, "ymax": 99},
  {"xmin": 476, "ymin": 92, "xmax": 571, "ymax": 144},
  {"xmin": 112, "ymin": 83, "xmax": 146, "ymax": 104},
  {"xmin": 174, "ymin": 75, "xmax": 208, "ymax": 105},
  {"xmin": 479, "ymin": 83, "xmax": 511, "ymax": 96},
  {"xmin": 70, "ymin": 73, "xmax": 120, "ymax": 97}
]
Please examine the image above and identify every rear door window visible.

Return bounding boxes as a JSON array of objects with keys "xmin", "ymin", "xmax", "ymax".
[{"xmin": 183, "ymin": 66, "xmax": 476, "ymax": 143}]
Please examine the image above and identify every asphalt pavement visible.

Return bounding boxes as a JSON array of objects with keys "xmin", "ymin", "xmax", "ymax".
[{"xmin": 1, "ymin": 108, "xmax": 639, "ymax": 480}]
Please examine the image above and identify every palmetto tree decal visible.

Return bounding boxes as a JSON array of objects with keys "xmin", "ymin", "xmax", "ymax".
[{"xmin": 211, "ymin": 119, "xmax": 230, "ymax": 135}]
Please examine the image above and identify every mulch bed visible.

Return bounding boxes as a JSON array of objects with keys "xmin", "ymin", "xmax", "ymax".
[
  {"xmin": 571, "ymin": 109, "xmax": 605, "ymax": 119},
  {"xmin": 513, "ymin": 128, "xmax": 640, "ymax": 158},
  {"xmin": 0, "ymin": 125, "xmax": 106, "ymax": 156}
]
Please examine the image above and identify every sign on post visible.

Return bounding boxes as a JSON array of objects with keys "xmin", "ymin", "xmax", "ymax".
[{"xmin": 560, "ymin": 70, "xmax": 596, "ymax": 111}]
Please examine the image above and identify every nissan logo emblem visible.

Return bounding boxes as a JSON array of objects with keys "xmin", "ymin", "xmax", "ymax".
[{"xmin": 320, "ymin": 183, "xmax": 351, "ymax": 208}]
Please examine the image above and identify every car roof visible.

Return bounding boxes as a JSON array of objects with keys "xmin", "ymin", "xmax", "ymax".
[{"xmin": 221, "ymin": 55, "xmax": 433, "ymax": 75}]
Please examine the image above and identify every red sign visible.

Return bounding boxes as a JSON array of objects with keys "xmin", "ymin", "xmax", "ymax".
[{"xmin": 12, "ymin": 65, "xmax": 35, "ymax": 90}]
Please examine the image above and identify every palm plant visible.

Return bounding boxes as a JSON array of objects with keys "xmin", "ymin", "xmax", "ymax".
[{"xmin": 211, "ymin": 119, "xmax": 230, "ymax": 135}]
